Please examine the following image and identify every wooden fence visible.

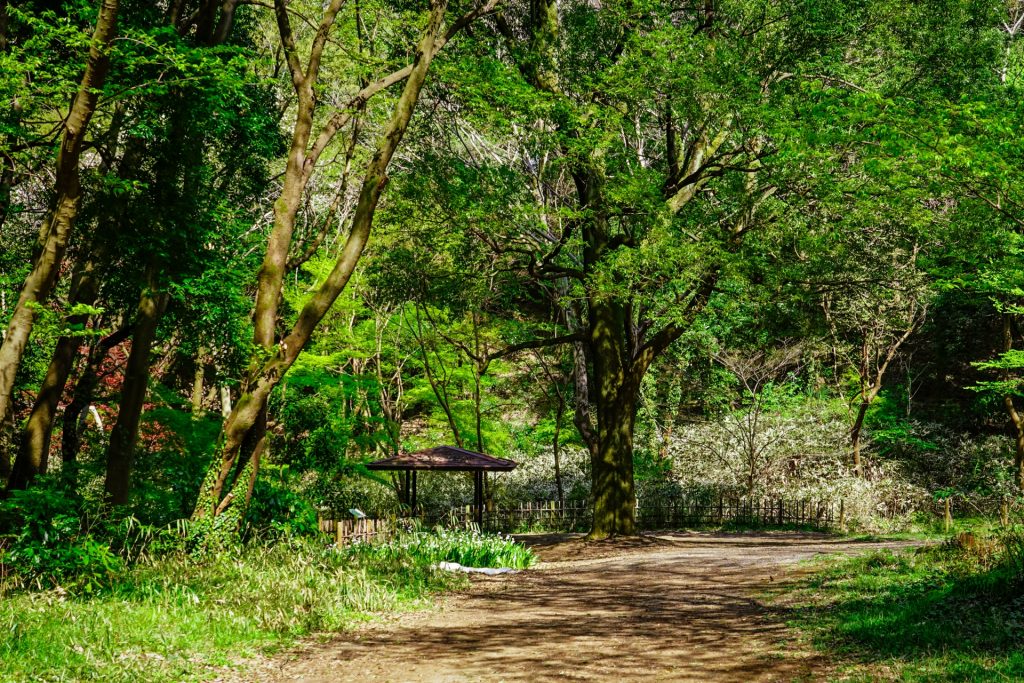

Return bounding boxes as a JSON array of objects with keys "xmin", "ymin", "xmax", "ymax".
[
  {"xmin": 637, "ymin": 495, "xmax": 840, "ymax": 530},
  {"xmin": 318, "ymin": 516, "xmax": 395, "ymax": 546},
  {"xmin": 434, "ymin": 495, "xmax": 841, "ymax": 533},
  {"xmin": 319, "ymin": 492, "xmax": 1024, "ymax": 546},
  {"xmin": 444, "ymin": 501, "xmax": 592, "ymax": 532}
]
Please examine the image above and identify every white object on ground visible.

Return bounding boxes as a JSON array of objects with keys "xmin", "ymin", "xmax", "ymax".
[
  {"xmin": 88, "ymin": 405, "xmax": 103, "ymax": 429},
  {"xmin": 435, "ymin": 561, "xmax": 518, "ymax": 575}
]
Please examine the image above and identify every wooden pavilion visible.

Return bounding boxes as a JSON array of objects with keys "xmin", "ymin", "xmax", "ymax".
[{"xmin": 366, "ymin": 445, "xmax": 517, "ymax": 526}]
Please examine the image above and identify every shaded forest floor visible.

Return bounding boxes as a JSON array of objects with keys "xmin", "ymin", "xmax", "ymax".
[{"xmin": 230, "ymin": 532, "xmax": 918, "ymax": 682}]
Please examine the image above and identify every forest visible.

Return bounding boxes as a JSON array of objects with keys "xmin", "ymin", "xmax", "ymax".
[{"xmin": 1, "ymin": 0, "xmax": 1024, "ymax": 681}]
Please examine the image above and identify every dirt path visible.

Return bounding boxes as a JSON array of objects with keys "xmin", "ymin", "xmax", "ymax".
[{"xmin": 240, "ymin": 532, "xmax": 916, "ymax": 682}]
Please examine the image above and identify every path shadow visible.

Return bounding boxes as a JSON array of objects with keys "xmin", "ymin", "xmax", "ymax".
[{"xmin": 298, "ymin": 535, "xmax": 843, "ymax": 682}]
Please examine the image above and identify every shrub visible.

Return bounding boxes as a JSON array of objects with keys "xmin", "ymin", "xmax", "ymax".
[
  {"xmin": 244, "ymin": 473, "xmax": 320, "ymax": 538},
  {"xmin": 0, "ymin": 485, "xmax": 123, "ymax": 592}
]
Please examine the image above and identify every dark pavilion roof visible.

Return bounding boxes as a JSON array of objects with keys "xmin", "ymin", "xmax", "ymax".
[{"xmin": 365, "ymin": 445, "xmax": 517, "ymax": 472}]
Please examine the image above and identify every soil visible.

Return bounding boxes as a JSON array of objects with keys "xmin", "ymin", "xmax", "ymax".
[{"xmin": 233, "ymin": 531, "xmax": 918, "ymax": 683}]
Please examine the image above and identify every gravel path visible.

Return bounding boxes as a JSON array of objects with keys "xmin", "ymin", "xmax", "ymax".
[{"xmin": 237, "ymin": 531, "xmax": 917, "ymax": 682}]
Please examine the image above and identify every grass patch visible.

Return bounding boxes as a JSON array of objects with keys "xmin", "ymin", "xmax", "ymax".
[
  {"xmin": 0, "ymin": 535, "xmax": 478, "ymax": 682},
  {"xmin": 778, "ymin": 532, "xmax": 1024, "ymax": 681}
]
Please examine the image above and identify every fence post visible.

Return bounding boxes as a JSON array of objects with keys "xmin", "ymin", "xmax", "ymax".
[
  {"xmin": 335, "ymin": 519, "xmax": 342, "ymax": 547},
  {"xmin": 944, "ymin": 498, "xmax": 952, "ymax": 533}
]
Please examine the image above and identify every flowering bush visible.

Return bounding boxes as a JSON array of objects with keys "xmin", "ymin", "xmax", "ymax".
[{"xmin": 661, "ymin": 399, "xmax": 930, "ymax": 529}]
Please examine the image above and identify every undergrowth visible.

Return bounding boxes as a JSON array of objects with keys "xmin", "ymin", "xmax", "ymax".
[
  {"xmin": 780, "ymin": 527, "xmax": 1024, "ymax": 682},
  {"xmin": 0, "ymin": 534, "xmax": 486, "ymax": 682},
  {"xmin": 345, "ymin": 528, "xmax": 537, "ymax": 570}
]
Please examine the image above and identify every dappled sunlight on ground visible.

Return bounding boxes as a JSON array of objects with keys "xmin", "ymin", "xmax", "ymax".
[{"xmin": 233, "ymin": 532, "xmax": 918, "ymax": 682}]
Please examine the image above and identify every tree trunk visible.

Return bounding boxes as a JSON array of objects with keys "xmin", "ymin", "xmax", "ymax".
[
  {"xmin": 191, "ymin": 351, "xmax": 205, "ymax": 417},
  {"xmin": 850, "ymin": 400, "xmax": 868, "ymax": 478},
  {"xmin": 62, "ymin": 340, "xmax": 104, "ymax": 465},
  {"xmin": 7, "ymin": 253, "xmax": 103, "ymax": 490},
  {"xmin": 0, "ymin": 141, "xmax": 13, "ymax": 234},
  {"xmin": 103, "ymin": 286, "xmax": 169, "ymax": 505},
  {"xmin": 0, "ymin": 0, "xmax": 119, "ymax": 427},
  {"xmin": 1003, "ymin": 315, "xmax": 1024, "ymax": 492},
  {"xmin": 7, "ymin": 335, "xmax": 76, "ymax": 489},
  {"xmin": 589, "ymin": 388, "xmax": 639, "ymax": 538},
  {"xmin": 55, "ymin": 324, "xmax": 128, "ymax": 469},
  {"xmin": 1015, "ymin": 423, "xmax": 1024, "ymax": 493},
  {"xmin": 191, "ymin": 0, "xmax": 450, "ymax": 525},
  {"xmin": 575, "ymin": 164, "xmax": 641, "ymax": 538},
  {"xmin": 553, "ymin": 396, "xmax": 564, "ymax": 508},
  {"xmin": 1005, "ymin": 396, "xmax": 1024, "ymax": 493}
]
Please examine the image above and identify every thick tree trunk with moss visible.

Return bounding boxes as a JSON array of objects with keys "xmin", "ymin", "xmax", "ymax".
[
  {"xmin": 0, "ymin": 0, "xmax": 118, "ymax": 428},
  {"xmin": 573, "ymin": 167, "xmax": 646, "ymax": 538},
  {"xmin": 589, "ymin": 380, "xmax": 640, "ymax": 538}
]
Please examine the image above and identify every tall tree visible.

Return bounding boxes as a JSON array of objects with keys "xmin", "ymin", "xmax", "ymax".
[
  {"xmin": 191, "ymin": 0, "xmax": 497, "ymax": 531},
  {"xmin": 0, "ymin": 0, "xmax": 119, "ymax": 429},
  {"xmin": 390, "ymin": 0, "xmax": 889, "ymax": 536},
  {"xmin": 6, "ymin": 0, "xmax": 276, "ymax": 494}
]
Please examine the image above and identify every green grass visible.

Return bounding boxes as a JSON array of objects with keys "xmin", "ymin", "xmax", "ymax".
[
  {"xmin": 778, "ymin": 532, "xmax": 1024, "ymax": 681},
  {"xmin": 0, "ymin": 536, "xmax": 471, "ymax": 682}
]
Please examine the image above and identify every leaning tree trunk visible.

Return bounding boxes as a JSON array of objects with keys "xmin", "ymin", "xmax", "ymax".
[
  {"xmin": 0, "ymin": 0, "xmax": 119, "ymax": 428},
  {"xmin": 191, "ymin": 0, "xmax": 451, "ymax": 528},
  {"xmin": 7, "ymin": 254, "xmax": 103, "ymax": 491},
  {"xmin": 7, "ymin": 337, "xmax": 75, "ymax": 489},
  {"xmin": 103, "ymin": 286, "xmax": 169, "ymax": 505},
  {"xmin": 1003, "ymin": 315, "xmax": 1024, "ymax": 492}
]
